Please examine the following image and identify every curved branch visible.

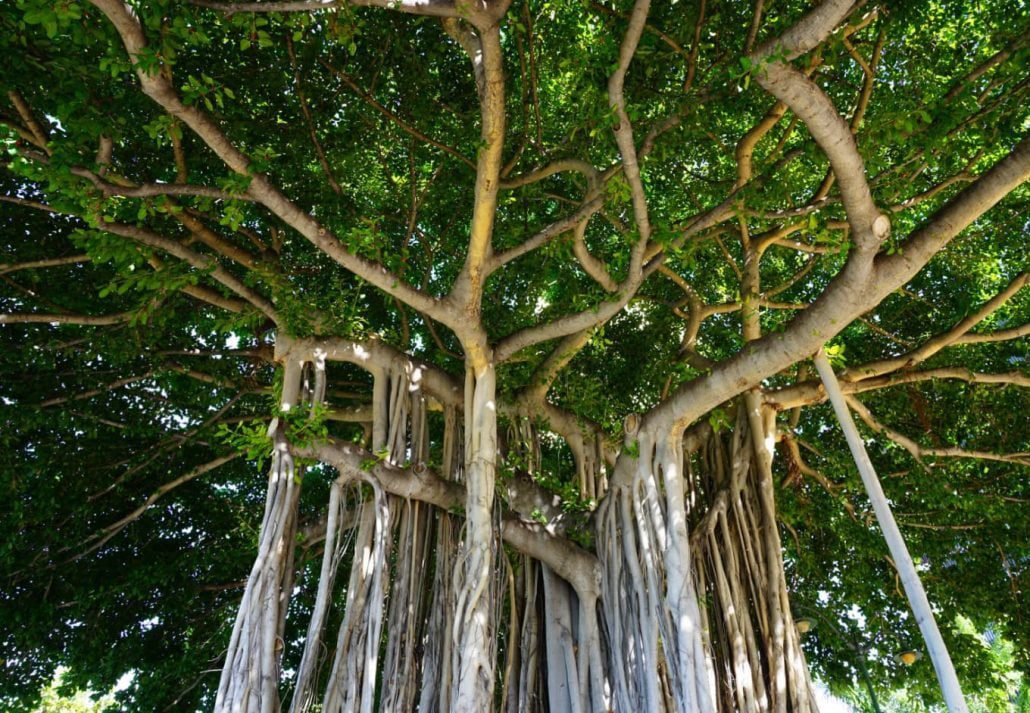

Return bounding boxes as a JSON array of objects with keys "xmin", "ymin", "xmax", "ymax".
[
  {"xmin": 845, "ymin": 394, "xmax": 1030, "ymax": 467},
  {"xmin": 606, "ymin": 0, "xmax": 653, "ymax": 257},
  {"xmin": 287, "ymin": 36, "xmax": 342, "ymax": 194},
  {"xmin": 500, "ymin": 158, "xmax": 600, "ymax": 190},
  {"xmin": 494, "ymin": 294, "xmax": 632, "ymax": 364},
  {"xmin": 751, "ymin": 0, "xmax": 888, "ymax": 249}
]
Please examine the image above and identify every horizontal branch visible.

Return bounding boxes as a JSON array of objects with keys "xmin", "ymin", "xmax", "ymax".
[
  {"xmin": 767, "ymin": 367, "xmax": 1030, "ymax": 411},
  {"xmin": 185, "ymin": 0, "xmax": 460, "ymax": 17},
  {"xmin": 70, "ymin": 167, "xmax": 246, "ymax": 201},
  {"xmin": 278, "ymin": 335, "xmax": 618, "ymax": 468},
  {"xmin": 954, "ymin": 323, "xmax": 1029, "ymax": 345},
  {"xmin": 35, "ymin": 372, "xmax": 155, "ymax": 408},
  {"xmin": 0, "ymin": 311, "xmax": 132, "ymax": 326},
  {"xmin": 0, "ymin": 254, "xmax": 91, "ymax": 275},
  {"xmin": 299, "ymin": 438, "xmax": 600, "ymax": 596},
  {"xmin": 0, "ymin": 194, "xmax": 59, "ymax": 213},
  {"xmin": 845, "ymin": 394, "xmax": 1030, "ymax": 467}
]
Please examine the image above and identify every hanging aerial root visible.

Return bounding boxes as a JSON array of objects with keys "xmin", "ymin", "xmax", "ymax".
[
  {"xmin": 215, "ymin": 355, "xmax": 319, "ymax": 713},
  {"xmin": 598, "ymin": 416, "xmax": 714, "ymax": 713},
  {"xmin": 690, "ymin": 403, "xmax": 818, "ymax": 713}
]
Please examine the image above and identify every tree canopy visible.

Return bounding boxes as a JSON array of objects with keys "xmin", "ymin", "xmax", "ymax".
[{"xmin": 1, "ymin": 0, "xmax": 1027, "ymax": 710}]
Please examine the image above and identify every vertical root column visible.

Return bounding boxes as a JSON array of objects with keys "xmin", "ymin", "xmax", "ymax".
[
  {"xmin": 418, "ymin": 406, "xmax": 462, "ymax": 713},
  {"xmin": 693, "ymin": 404, "xmax": 817, "ymax": 713},
  {"xmin": 450, "ymin": 363, "xmax": 499, "ymax": 709},
  {"xmin": 318, "ymin": 362, "xmax": 433, "ymax": 712},
  {"xmin": 598, "ymin": 424, "xmax": 714, "ymax": 713},
  {"xmin": 381, "ymin": 369, "xmax": 434, "ymax": 712},
  {"xmin": 321, "ymin": 480, "xmax": 391, "ymax": 713},
  {"xmin": 290, "ymin": 477, "xmax": 351, "ymax": 713},
  {"xmin": 502, "ymin": 416, "xmax": 606, "ymax": 713},
  {"xmin": 215, "ymin": 356, "xmax": 313, "ymax": 713},
  {"xmin": 566, "ymin": 427, "xmax": 606, "ymax": 503}
]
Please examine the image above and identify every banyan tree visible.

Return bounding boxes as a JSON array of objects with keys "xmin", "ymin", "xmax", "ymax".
[{"xmin": 1, "ymin": 0, "xmax": 1027, "ymax": 710}]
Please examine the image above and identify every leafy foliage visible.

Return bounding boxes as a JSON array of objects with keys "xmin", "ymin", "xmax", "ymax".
[{"xmin": 0, "ymin": 0, "xmax": 1026, "ymax": 709}]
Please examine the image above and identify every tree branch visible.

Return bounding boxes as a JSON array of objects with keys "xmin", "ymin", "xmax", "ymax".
[
  {"xmin": 319, "ymin": 59, "xmax": 475, "ymax": 170},
  {"xmin": 644, "ymin": 136, "xmax": 1030, "ymax": 434},
  {"xmin": 0, "ymin": 311, "xmax": 133, "ymax": 326},
  {"xmin": 751, "ymin": 0, "xmax": 889, "ymax": 251},
  {"xmin": 87, "ymin": 0, "xmax": 449, "ymax": 323},
  {"xmin": 186, "ymin": 0, "xmax": 460, "ymax": 17},
  {"xmin": 298, "ymin": 438, "xmax": 600, "ymax": 596},
  {"xmin": 845, "ymin": 394, "xmax": 1030, "ymax": 467},
  {"xmin": 0, "ymin": 254, "xmax": 91, "ymax": 275},
  {"xmin": 72, "ymin": 453, "xmax": 240, "ymax": 560}
]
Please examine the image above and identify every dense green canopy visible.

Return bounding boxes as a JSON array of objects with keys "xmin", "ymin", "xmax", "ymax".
[{"xmin": 1, "ymin": 0, "xmax": 1026, "ymax": 709}]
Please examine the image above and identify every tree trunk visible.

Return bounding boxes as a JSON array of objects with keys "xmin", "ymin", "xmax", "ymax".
[{"xmin": 450, "ymin": 362, "xmax": 499, "ymax": 709}]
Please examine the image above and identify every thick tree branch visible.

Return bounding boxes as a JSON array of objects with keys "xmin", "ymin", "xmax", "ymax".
[
  {"xmin": 606, "ymin": 0, "xmax": 652, "ymax": 256},
  {"xmin": 443, "ymin": 17, "xmax": 507, "ymax": 367},
  {"xmin": 644, "ymin": 136, "xmax": 1030, "ymax": 434},
  {"xmin": 298, "ymin": 438, "xmax": 600, "ymax": 596},
  {"xmin": 751, "ymin": 0, "xmax": 889, "ymax": 250}
]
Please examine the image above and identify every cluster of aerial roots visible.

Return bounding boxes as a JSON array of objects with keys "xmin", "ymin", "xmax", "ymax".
[{"xmin": 215, "ymin": 340, "xmax": 818, "ymax": 713}]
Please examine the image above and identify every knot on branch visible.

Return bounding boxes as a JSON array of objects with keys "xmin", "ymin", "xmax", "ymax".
[
  {"xmin": 872, "ymin": 213, "xmax": 891, "ymax": 241},
  {"xmin": 623, "ymin": 413, "xmax": 640, "ymax": 438}
]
